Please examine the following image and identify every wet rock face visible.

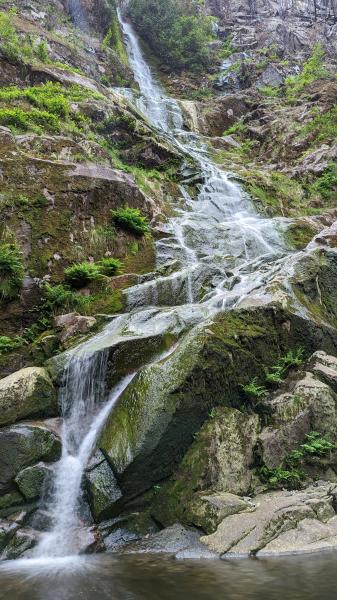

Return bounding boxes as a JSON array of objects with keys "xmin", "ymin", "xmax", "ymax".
[
  {"xmin": 0, "ymin": 368, "xmax": 58, "ymax": 427},
  {"xmin": 85, "ymin": 457, "xmax": 122, "ymax": 521}
]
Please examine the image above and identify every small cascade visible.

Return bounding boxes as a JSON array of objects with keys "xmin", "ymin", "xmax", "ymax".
[{"xmin": 34, "ymin": 337, "xmax": 135, "ymax": 558}]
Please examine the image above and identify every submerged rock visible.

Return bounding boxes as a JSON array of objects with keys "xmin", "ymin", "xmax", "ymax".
[{"xmin": 0, "ymin": 367, "xmax": 58, "ymax": 427}]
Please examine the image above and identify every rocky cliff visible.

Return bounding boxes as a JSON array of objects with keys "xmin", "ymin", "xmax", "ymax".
[{"xmin": 1, "ymin": 0, "xmax": 337, "ymax": 561}]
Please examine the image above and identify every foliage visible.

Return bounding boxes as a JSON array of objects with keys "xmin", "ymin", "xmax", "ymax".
[
  {"xmin": 0, "ymin": 83, "xmax": 100, "ymax": 134},
  {"xmin": 258, "ymin": 465, "xmax": 304, "ymax": 490},
  {"xmin": 241, "ymin": 377, "xmax": 268, "ymax": 399},
  {"xmin": 102, "ymin": 13, "xmax": 128, "ymax": 65},
  {"xmin": 265, "ymin": 348, "xmax": 304, "ymax": 385},
  {"xmin": 64, "ymin": 262, "xmax": 102, "ymax": 289},
  {"xmin": 218, "ymin": 35, "xmax": 234, "ymax": 60},
  {"xmin": 300, "ymin": 106, "xmax": 337, "ymax": 146},
  {"xmin": 310, "ymin": 165, "xmax": 337, "ymax": 200},
  {"xmin": 223, "ymin": 120, "xmax": 246, "ymax": 136},
  {"xmin": 258, "ymin": 432, "xmax": 336, "ymax": 490},
  {"xmin": 0, "ymin": 9, "xmax": 33, "ymax": 63},
  {"xmin": 285, "ymin": 43, "xmax": 328, "ymax": 98},
  {"xmin": 0, "ymin": 243, "xmax": 24, "ymax": 302},
  {"xmin": 259, "ymin": 85, "xmax": 280, "ymax": 98},
  {"xmin": 97, "ymin": 257, "xmax": 122, "ymax": 276},
  {"xmin": 128, "ymin": 0, "xmax": 214, "ymax": 72},
  {"xmin": 112, "ymin": 206, "xmax": 150, "ymax": 236},
  {"xmin": 0, "ymin": 107, "xmax": 60, "ymax": 133},
  {"xmin": 0, "ymin": 335, "xmax": 24, "ymax": 356},
  {"xmin": 287, "ymin": 431, "xmax": 336, "ymax": 465},
  {"xmin": 44, "ymin": 283, "xmax": 78, "ymax": 309}
]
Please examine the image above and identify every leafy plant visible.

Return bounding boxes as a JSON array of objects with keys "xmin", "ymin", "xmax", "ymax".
[
  {"xmin": 0, "ymin": 335, "xmax": 24, "ymax": 356},
  {"xmin": 64, "ymin": 262, "xmax": 101, "ymax": 289},
  {"xmin": 112, "ymin": 206, "xmax": 150, "ymax": 236},
  {"xmin": 287, "ymin": 432, "xmax": 336, "ymax": 465},
  {"xmin": 0, "ymin": 107, "xmax": 60, "ymax": 133},
  {"xmin": 241, "ymin": 377, "xmax": 268, "ymax": 399},
  {"xmin": 285, "ymin": 43, "xmax": 328, "ymax": 98},
  {"xmin": 0, "ymin": 243, "xmax": 24, "ymax": 302},
  {"xmin": 97, "ymin": 257, "xmax": 122, "ymax": 276},
  {"xmin": 258, "ymin": 432, "xmax": 336, "ymax": 490},
  {"xmin": 266, "ymin": 348, "xmax": 304, "ymax": 385},
  {"xmin": 44, "ymin": 283, "xmax": 78, "ymax": 309},
  {"xmin": 258, "ymin": 465, "xmax": 305, "ymax": 490}
]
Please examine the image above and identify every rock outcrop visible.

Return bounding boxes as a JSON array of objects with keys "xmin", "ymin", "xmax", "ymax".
[{"xmin": 0, "ymin": 367, "xmax": 58, "ymax": 427}]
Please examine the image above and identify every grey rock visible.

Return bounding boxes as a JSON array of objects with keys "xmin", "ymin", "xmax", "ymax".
[
  {"xmin": 0, "ymin": 367, "xmax": 58, "ymax": 427},
  {"xmin": 86, "ymin": 459, "xmax": 122, "ymax": 521},
  {"xmin": 121, "ymin": 523, "xmax": 201, "ymax": 555},
  {"xmin": 201, "ymin": 484, "xmax": 337, "ymax": 557},
  {"xmin": 0, "ymin": 423, "xmax": 61, "ymax": 494},
  {"xmin": 15, "ymin": 462, "xmax": 53, "ymax": 501}
]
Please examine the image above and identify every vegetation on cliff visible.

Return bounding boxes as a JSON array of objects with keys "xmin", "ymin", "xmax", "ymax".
[{"xmin": 128, "ymin": 0, "xmax": 214, "ymax": 71}]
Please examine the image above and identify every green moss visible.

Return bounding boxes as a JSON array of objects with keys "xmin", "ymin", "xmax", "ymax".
[
  {"xmin": 285, "ymin": 43, "xmax": 329, "ymax": 99},
  {"xmin": 284, "ymin": 222, "xmax": 317, "ymax": 250}
]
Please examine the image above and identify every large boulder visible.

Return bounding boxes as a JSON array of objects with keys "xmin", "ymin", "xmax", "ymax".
[
  {"xmin": 0, "ymin": 367, "xmax": 58, "ymax": 427},
  {"xmin": 98, "ymin": 305, "xmax": 337, "ymax": 504},
  {"xmin": 201, "ymin": 483, "xmax": 337, "ymax": 557},
  {"xmin": 151, "ymin": 407, "xmax": 259, "ymax": 532},
  {"xmin": 0, "ymin": 422, "xmax": 61, "ymax": 495}
]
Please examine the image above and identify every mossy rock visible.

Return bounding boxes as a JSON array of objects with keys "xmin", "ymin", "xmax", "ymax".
[
  {"xmin": 15, "ymin": 462, "xmax": 52, "ymax": 501},
  {"xmin": 0, "ymin": 423, "xmax": 61, "ymax": 494},
  {"xmin": 0, "ymin": 367, "xmax": 58, "ymax": 427},
  {"xmin": 99, "ymin": 304, "xmax": 337, "ymax": 504}
]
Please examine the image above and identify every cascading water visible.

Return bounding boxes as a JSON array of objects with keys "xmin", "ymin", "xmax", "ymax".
[{"xmin": 31, "ymin": 6, "xmax": 293, "ymax": 561}]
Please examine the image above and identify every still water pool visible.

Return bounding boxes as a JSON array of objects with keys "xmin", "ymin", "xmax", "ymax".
[{"xmin": 0, "ymin": 553, "xmax": 337, "ymax": 600}]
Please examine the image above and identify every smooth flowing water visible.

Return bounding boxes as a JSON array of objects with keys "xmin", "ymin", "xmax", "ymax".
[{"xmin": 2, "ymin": 1, "xmax": 296, "ymax": 572}]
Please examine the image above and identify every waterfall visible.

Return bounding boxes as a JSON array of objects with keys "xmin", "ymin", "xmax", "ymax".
[{"xmin": 30, "ymin": 7, "xmax": 291, "ymax": 561}]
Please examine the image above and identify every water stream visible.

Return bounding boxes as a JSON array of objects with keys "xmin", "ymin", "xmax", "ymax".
[{"xmin": 20, "ymin": 7, "xmax": 293, "ymax": 562}]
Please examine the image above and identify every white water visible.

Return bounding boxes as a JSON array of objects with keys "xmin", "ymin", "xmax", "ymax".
[{"xmin": 30, "ymin": 8, "xmax": 293, "ymax": 561}]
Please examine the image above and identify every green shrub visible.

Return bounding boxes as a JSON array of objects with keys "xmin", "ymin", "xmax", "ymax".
[
  {"xmin": 35, "ymin": 40, "xmax": 50, "ymax": 62},
  {"xmin": 112, "ymin": 206, "xmax": 150, "ymax": 236},
  {"xmin": 0, "ymin": 107, "xmax": 60, "ymax": 132},
  {"xmin": 44, "ymin": 283, "xmax": 78, "ymax": 309},
  {"xmin": 285, "ymin": 43, "xmax": 329, "ymax": 98},
  {"xmin": 258, "ymin": 465, "xmax": 305, "ymax": 490},
  {"xmin": 258, "ymin": 431, "xmax": 336, "ymax": 490},
  {"xmin": 0, "ymin": 243, "xmax": 24, "ymax": 301},
  {"xmin": 64, "ymin": 262, "xmax": 102, "ymax": 289},
  {"xmin": 0, "ymin": 335, "xmax": 24, "ymax": 356},
  {"xmin": 266, "ymin": 348, "xmax": 304, "ymax": 385},
  {"xmin": 241, "ymin": 377, "xmax": 268, "ymax": 399},
  {"xmin": 97, "ymin": 257, "xmax": 122, "ymax": 276},
  {"xmin": 287, "ymin": 431, "xmax": 336, "ymax": 465},
  {"xmin": 310, "ymin": 165, "xmax": 337, "ymax": 200}
]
